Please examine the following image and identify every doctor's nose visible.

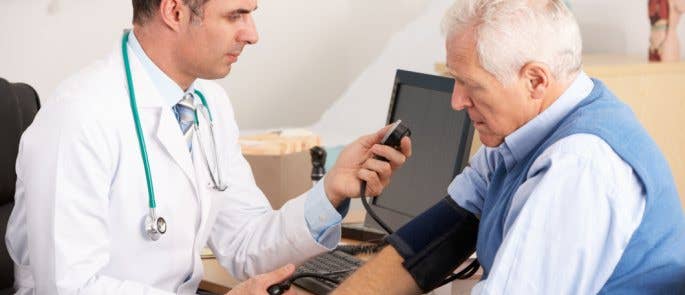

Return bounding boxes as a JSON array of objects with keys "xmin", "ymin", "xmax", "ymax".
[{"xmin": 238, "ymin": 15, "xmax": 259, "ymax": 45}]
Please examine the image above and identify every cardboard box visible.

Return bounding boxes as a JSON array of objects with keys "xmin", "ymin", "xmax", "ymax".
[
  {"xmin": 243, "ymin": 151, "xmax": 313, "ymax": 209},
  {"xmin": 239, "ymin": 131, "xmax": 320, "ymax": 209},
  {"xmin": 240, "ymin": 133, "xmax": 320, "ymax": 156}
]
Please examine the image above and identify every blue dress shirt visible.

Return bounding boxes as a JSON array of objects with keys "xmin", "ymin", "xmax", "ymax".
[
  {"xmin": 128, "ymin": 32, "xmax": 345, "ymax": 248},
  {"xmin": 448, "ymin": 72, "xmax": 646, "ymax": 294}
]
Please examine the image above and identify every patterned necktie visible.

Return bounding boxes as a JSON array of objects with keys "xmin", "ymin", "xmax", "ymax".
[{"xmin": 173, "ymin": 93, "xmax": 196, "ymax": 151}]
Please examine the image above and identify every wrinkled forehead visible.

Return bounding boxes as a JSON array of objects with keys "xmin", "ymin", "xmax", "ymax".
[
  {"xmin": 445, "ymin": 29, "xmax": 504, "ymax": 89},
  {"xmin": 445, "ymin": 30, "xmax": 479, "ymax": 70}
]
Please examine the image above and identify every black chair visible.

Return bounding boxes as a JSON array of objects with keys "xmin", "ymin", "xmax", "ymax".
[{"xmin": 0, "ymin": 78, "xmax": 40, "ymax": 293}]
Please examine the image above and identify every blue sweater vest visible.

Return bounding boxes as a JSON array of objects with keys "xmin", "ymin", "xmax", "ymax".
[{"xmin": 476, "ymin": 80, "xmax": 685, "ymax": 293}]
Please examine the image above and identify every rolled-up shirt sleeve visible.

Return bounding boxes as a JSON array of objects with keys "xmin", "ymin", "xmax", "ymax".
[{"xmin": 448, "ymin": 147, "xmax": 497, "ymax": 216}]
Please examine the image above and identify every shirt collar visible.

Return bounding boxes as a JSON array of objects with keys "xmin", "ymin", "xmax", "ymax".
[
  {"xmin": 128, "ymin": 31, "xmax": 197, "ymax": 107},
  {"xmin": 497, "ymin": 71, "xmax": 594, "ymax": 171}
]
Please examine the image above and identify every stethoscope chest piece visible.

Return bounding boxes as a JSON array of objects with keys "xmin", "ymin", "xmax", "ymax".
[{"xmin": 145, "ymin": 211, "xmax": 167, "ymax": 241}]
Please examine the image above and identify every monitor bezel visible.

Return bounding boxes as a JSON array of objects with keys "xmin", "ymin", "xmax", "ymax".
[{"xmin": 363, "ymin": 69, "xmax": 475, "ymax": 231}]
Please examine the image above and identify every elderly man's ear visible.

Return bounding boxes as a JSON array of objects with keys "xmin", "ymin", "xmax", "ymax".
[{"xmin": 520, "ymin": 62, "xmax": 552, "ymax": 100}]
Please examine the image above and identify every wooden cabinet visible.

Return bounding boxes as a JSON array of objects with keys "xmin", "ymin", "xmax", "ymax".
[{"xmin": 584, "ymin": 56, "xmax": 685, "ymax": 208}]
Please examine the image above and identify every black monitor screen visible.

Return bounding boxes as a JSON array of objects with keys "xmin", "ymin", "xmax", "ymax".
[{"xmin": 364, "ymin": 70, "xmax": 474, "ymax": 231}]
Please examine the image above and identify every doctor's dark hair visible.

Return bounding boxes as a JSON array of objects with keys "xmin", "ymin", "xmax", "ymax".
[{"xmin": 132, "ymin": 0, "xmax": 210, "ymax": 25}]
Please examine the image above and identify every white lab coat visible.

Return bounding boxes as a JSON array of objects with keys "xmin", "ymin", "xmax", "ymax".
[{"xmin": 5, "ymin": 43, "xmax": 334, "ymax": 294}]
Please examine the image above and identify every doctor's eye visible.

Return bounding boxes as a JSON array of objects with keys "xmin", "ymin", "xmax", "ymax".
[{"xmin": 226, "ymin": 13, "xmax": 243, "ymax": 22}]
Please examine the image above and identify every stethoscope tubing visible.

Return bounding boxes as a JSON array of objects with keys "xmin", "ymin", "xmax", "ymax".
[
  {"xmin": 121, "ymin": 30, "xmax": 226, "ymax": 240},
  {"xmin": 122, "ymin": 31, "xmax": 158, "ymax": 209}
]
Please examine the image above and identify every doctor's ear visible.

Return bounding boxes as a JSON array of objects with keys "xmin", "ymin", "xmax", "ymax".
[{"xmin": 158, "ymin": 0, "xmax": 192, "ymax": 31}]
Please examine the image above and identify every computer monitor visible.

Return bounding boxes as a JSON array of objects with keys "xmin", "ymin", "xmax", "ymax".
[{"xmin": 363, "ymin": 69, "xmax": 474, "ymax": 232}]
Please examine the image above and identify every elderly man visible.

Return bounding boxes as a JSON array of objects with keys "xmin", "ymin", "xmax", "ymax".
[{"xmin": 334, "ymin": 0, "xmax": 685, "ymax": 294}]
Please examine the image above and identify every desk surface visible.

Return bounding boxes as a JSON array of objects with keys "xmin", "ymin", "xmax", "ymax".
[
  {"xmin": 199, "ymin": 210, "xmax": 368, "ymax": 294},
  {"xmin": 200, "ymin": 210, "xmax": 479, "ymax": 294},
  {"xmin": 200, "ymin": 238, "xmax": 375, "ymax": 295}
]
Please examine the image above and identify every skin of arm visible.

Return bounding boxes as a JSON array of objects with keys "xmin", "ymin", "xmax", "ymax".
[{"xmin": 332, "ymin": 246, "xmax": 422, "ymax": 295}]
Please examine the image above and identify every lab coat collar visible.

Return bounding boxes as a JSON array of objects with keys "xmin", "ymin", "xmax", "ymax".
[
  {"xmin": 127, "ymin": 31, "xmax": 198, "ymax": 107},
  {"xmin": 119, "ymin": 39, "xmax": 165, "ymax": 108},
  {"xmin": 115, "ymin": 42, "xmax": 198, "ymax": 190}
]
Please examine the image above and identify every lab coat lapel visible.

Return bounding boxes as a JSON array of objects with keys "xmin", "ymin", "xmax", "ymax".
[
  {"xmin": 124, "ymin": 45, "xmax": 198, "ymax": 190},
  {"xmin": 156, "ymin": 109, "xmax": 198, "ymax": 188}
]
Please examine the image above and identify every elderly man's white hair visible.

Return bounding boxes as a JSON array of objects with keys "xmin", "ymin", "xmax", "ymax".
[{"xmin": 442, "ymin": 0, "xmax": 582, "ymax": 85}]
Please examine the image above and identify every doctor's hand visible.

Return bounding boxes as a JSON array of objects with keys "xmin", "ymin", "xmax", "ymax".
[
  {"xmin": 324, "ymin": 125, "xmax": 412, "ymax": 208},
  {"xmin": 226, "ymin": 264, "xmax": 298, "ymax": 295}
]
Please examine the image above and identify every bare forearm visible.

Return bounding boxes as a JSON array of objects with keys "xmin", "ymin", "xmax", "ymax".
[{"xmin": 332, "ymin": 246, "xmax": 421, "ymax": 295}]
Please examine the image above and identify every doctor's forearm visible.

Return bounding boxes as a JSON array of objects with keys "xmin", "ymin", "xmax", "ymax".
[{"xmin": 332, "ymin": 246, "xmax": 421, "ymax": 295}]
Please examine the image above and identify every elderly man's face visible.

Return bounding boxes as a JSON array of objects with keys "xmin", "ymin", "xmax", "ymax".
[{"xmin": 446, "ymin": 29, "xmax": 539, "ymax": 147}]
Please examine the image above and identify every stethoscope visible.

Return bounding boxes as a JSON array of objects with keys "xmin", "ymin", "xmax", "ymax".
[{"xmin": 121, "ymin": 31, "xmax": 228, "ymax": 241}]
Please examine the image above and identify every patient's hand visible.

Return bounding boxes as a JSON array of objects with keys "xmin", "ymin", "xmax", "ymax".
[{"xmin": 226, "ymin": 264, "xmax": 297, "ymax": 295}]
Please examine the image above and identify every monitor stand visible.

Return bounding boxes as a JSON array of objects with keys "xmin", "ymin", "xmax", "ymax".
[{"xmin": 341, "ymin": 223, "xmax": 386, "ymax": 242}]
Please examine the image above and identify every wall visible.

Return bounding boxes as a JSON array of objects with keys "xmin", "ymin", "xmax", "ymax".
[
  {"xmin": 1, "ymin": 0, "xmax": 683, "ymax": 132},
  {"xmin": 313, "ymin": 0, "xmax": 685, "ymax": 145},
  {"xmin": 0, "ymin": 0, "xmax": 429, "ymax": 130},
  {"xmin": 574, "ymin": 0, "xmax": 663, "ymax": 55}
]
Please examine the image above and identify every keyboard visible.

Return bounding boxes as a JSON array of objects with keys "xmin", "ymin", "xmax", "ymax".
[{"xmin": 293, "ymin": 250, "xmax": 364, "ymax": 294}]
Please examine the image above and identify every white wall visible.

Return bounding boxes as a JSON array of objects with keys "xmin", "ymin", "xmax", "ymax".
[
  {"xmin": 0, "ymin": 0, "xmax": 429, "ymax": 130},
  {"xmin": 312, "ymin": 0, "xmax": 685, "ymax": 145},
  {"xmin": 312, "ymin": 0, "xmax": 451, "ymax": 145},
  {"xmin": 573, "ymin": 0, "xmax": 661, "ymax": 55},
  {"xmin": 1, "ymin": 0, "xmax": 132, "ymax": 102},
  {"xmin": 1, "ymin": 0, "xmax": 684, "ymax": 134}
]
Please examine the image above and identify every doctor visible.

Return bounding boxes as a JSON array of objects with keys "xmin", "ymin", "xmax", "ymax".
[{"xmin": 5, "ymin": 0, "xmax": 411, "ymax": 294}]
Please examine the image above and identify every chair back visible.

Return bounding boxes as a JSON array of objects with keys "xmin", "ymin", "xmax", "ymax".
[{"xmin": 0, "ymin": 78, "xmax": 40, "ymax": 291}]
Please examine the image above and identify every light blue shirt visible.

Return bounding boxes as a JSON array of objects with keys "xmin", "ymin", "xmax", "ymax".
[
  {"xmin": 448, "ymin": 72, "xmax": 646, "ymax": 294},
  {"xmin": 128, "ymin": 32, "xmax": 345, "ymax": 248}
]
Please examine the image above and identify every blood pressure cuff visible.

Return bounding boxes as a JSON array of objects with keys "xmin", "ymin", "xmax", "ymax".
[{"xmin": 386, "ymin": 196, "xmax": 479, "ymax": 292}]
